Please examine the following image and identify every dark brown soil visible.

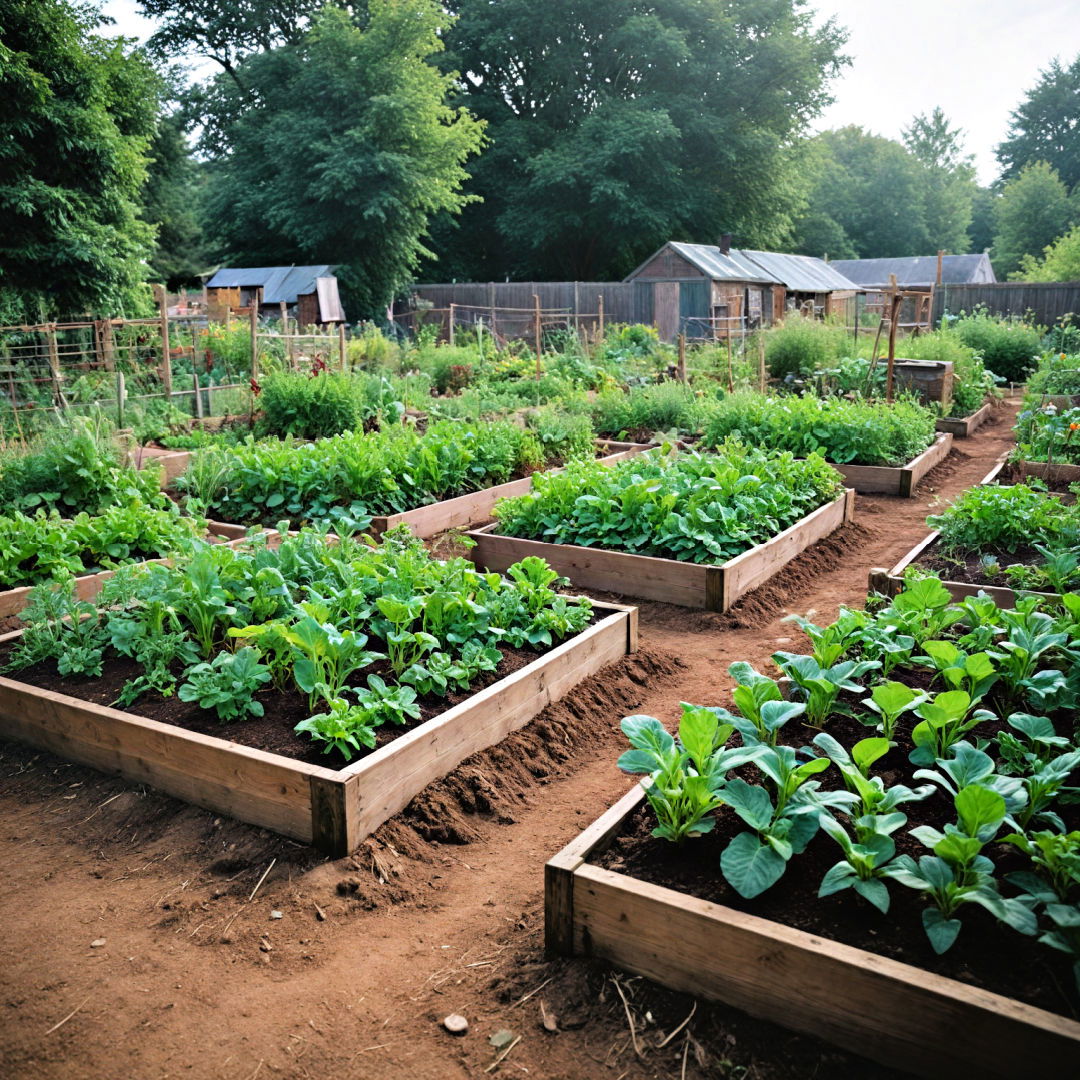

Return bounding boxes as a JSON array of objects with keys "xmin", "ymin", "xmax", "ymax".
[
  {"xmin": 0, "ymin": 619, "xmax": 596, "ymax": 769},
  {"xmin": 0, "ymin": 397, "xmax": 1042, "ymax": 1080},
  {"xmin": 916, "ymin": 539, "xmax": 1048, "ymax": 588},
  {"xmin": 593, "ymin": 674, "xmax": 1080, "ymax": 1019}
]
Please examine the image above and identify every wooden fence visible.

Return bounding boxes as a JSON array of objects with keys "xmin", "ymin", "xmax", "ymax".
[{"xmin": 931, "ymin": 281, "xmax": 1080, "ymax": 327}]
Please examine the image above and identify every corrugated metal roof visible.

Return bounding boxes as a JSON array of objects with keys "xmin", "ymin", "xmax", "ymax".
[
  {"xmin": 828, "ymin": 254, "xmax": 996, "ymax": 288},
  {"xmin": 667, "ymin": 243, "xmax": 777, "ymax": 284},
  {"xmin": 737, "ymin": 250, "xmax": 860, "ymax": 293},
  {"xmin": 205, "ymin": 265, "xmax": 337, "ymax": 303}
]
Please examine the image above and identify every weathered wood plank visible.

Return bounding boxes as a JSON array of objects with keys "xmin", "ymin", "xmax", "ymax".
[
  {"xmin": 1017, "ymin": 459, "xmax": 1080, "ymax": 485},
  {"xmin": 830, "ymin": 433, "xmax": 952, "ymax": 496},
  {"xmin": 340, "ymin": 607, "xmax": 632, "ymax": 839},
  {"xmin": 901, "ymin": 432, "xmax": 954, "ymax": 496},
  {"xmin": 720, "ymin": 490, "xmax": 853, "ymax": 608},
  {"xmin": 0, "ymin": 677, "xmax": 329, "ymax": 842},
  {"xmin": 570, "ymin": 862, "xmax": 1080, "ymax": 1078},
  {"xmin": 935, "ymin": 399, "xmax": 994, "ymax": 437}
]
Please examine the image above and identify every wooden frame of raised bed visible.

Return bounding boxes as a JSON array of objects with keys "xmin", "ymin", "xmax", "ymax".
[
  {"xmin": 1014, "ymin": 459, "xmax": 1080, "ymax": 486},
  {"xmin": 133, "ymin": 445, "xmax": 192, "ymax": 487},
  {"xmin": 0, "ymin": 520, "xmax": 255, "ymax": 620},
  {"xmin": 0, "ymin": 600, "xmax": 636, "ymax": 855},
  {"xmin": 829, "ymin": 432, "xmax": 952, "ymax": 496},
  {"xmin": 467, "ymin": 489, "xmax": 855, "ymax": 611},
  {"xmin": 366, "ymin": 440, "xmax": 649, "ymax": 540},
  {"xmin": 545, "ymin": 784, "xmax": 1080, "ymax": 1078},
  {"xmin": 866, "ymin": 455, "xmax": 1059, "ymax": 605},
  {"xmin": 935, "ymin": 398, "xmax": 995, "ymax": 437}
]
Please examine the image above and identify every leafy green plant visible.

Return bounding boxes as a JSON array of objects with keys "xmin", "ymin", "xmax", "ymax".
[
  {"xmin": 770, "ymin": 653, "xmax": 880, "ymax": 729},
  {"xmin": 811, "ymin": 732, "xmax": 933, "ymax": 818},
  {"xmin": 908, "ymin": 690, "xmax": 996, "ymax": 765},
  {"xmin": 177, "ymin": 647, "xmax": 270, "ymax": 721},
  {"xmin": 865, "ymin": 681, "xmax": 926, "ymax": 738},
  {"xmin": 817, "ymin": 813, "xmax": 905, "ymax": 914}
]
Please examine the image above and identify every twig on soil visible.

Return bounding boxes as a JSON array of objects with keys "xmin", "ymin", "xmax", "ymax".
[
  {"xmin": 484, "ymin": 1034, "xmax": 522, "ymax": 1073},
  {"xmin": 680, "ymin": 1036, "xmax": 689, "ymax": 1080},
  {"xmin": 248, "ymin": 858, "xmax": 277, "ymax": 902},
  {"xmin": 510, "ymin": 976, "xmax": 552, "ymax": 1009},
  {"xmin": 44, "ymin": 994, "xmax": 91, "ymax": 1035},
  {"xmin": 76, "ymin": 790, "xmax": 125, "ymax": 824},
  {"xmin": 245, "ymin": 1059, "xmax": 264, "ymax": 1080},
  {"xmin": 612, "ymin": 978, "xmax": 645, "ymax": 1059},
  {"xmin": 654, "ymin": 1001, "xmax": 696, "ymax": 1048}
]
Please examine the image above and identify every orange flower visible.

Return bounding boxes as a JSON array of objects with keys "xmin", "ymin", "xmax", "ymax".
[{"xmin": 1071, "ymin": 422, "xmax": 1079, "ymax": 431}]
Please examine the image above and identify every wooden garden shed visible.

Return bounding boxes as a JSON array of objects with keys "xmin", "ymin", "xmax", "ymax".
[{"xmin": 204, "ymin": 265, "xmax": 346, "ymax": 325}]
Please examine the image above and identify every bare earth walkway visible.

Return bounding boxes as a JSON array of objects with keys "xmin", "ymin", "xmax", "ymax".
[{"xmin": 0, "ymin": 404, "xmax": 1020, "ymax": 1080}]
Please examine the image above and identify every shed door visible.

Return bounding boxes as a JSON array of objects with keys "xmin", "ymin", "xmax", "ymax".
[{"xmin": 653, "ymin": 282, "xmax": 680, "ymax": 342}]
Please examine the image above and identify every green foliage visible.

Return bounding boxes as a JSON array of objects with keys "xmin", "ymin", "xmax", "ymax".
[
  {"xmin": 1019, "ymin": 225, "xmax": 1080, "ymax": 283},
  {"xmin": 1014, "ymin": 404, "xmax": 1080, "ymax": 464},
  {"xmin": 1026, "ymin": 351, "xmax": 1080, "ymax": 397},
  {"xmin": 701, "ymin": 392, "xmax": 936, "ymax": 467},
  {"xmin": 175, "ymin": 419, "xmax": 549, "ymax": 526},
  {"xmin": 257, "ymin": 370, "xmax": 401, "ymax": 440},
  {"xmin": 0, "ymin": 1, "xmax": 160, "ymax": 321},
  {"xmin": 433, "ymin": 0, "xmax": 847, "ymax": 280},
  {"xmin": 589, "ymin": 383, "xmax": 709, "ymax": 439},
  {"xmin": 493, "ymin": 443, "xmax": 843, "ymax": 564},
  {"xmin": 950, "ymin": 310, "xmax": 1043, "ymax": 383},
  {"xmin": 929, "ymin": 483, "xmax": 1077, "ymax": 554},
  {"xmin": 763, "ymin": 318, "xmax": 852, "ymax": 379},
  {"xmin": 200, "ymin": 3, "xmax": 485, "ymax": 318},
  {"xmin": 990, "ymin": 162, "xmax": 1077, "ymax": 278},
  {"xmin": 525, "ymin": 407, "xmax": 595, "ymax": 463},
  {"xmin": 177, "ymin": 647, "xmax": 271, "ymax": 721}
]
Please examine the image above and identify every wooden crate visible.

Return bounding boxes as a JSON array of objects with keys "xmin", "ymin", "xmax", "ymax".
[
  {"xmin": 367, "ymin": 441, "xmax": 649, "ymax": 540},
  {"xmin": 0, "ymin": 521, "xmax": 256, "ymax": 620},
  {"xmin": 0, "ymin": 601, "xmax": 636, "ymax": 854},
  {"xmin": 468, "ymin": 490, "xmax": 855, "ymax": 612},
  {"xmin": 829, "ymin": 432, "xmax": 952, "ymax": 496},
  {"xmin": 546, "ymin": 785, "xmax": 1080, "ymax": 1079},
  {"xmin": 935, "ymin": 398, "xmax": 994, "ymax": 437}
]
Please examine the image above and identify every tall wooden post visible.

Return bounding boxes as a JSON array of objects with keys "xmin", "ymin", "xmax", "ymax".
[
  {"xmin": 677, "ymin": 333, "xmax": 687, "ymax": 383},
  {"xmin": 101, "ymin": 318, "xmax": 115, "ymax": 372},
  {"xmin": 758, "ymin": 334, "xmax": 767, "ymax": 393},
  {"xmin": 448, "ymin": 303, "xmax": 455, "ymax": 346},
  {"xmin": 250, "ymin": 288, "xmax": 260, "ymax": 385},
  {"xmin": 192, "ymin": 370, "xmax": 204, "ymax": 420},
  {"xmin": 597, "ymin": 294, "xmax": 605, "ymax": 341},
  {"xmin": 155, "ymin": 285, "xmax": 173, "ymax": 404},
  {"xmin": 115, "ymin": 370, "xmax": 126, "ymax": 429},
  {"xmin": 45, "ymin": 323, "xmax": 67, "ymax": 410},
  {"xmin": 279, "ymin": 301, "xmax": 290, "ymax": 369},
  {"xmin": 338, "ymin": 322, "xmax": 347, "ymax": 372},
  {"xmin": 726, "ymin": 333, "xmax": 735, "ymax": 392},
  {"xmin": 885, "ymin": 274, "xmax": 899, "ymax": 403},
  {"xmin": 533, "ymin": 293, "xmax": 542, "ymax": 377}
]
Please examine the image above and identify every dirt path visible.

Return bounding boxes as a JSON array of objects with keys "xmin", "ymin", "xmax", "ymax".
[{"xmin": 0, "ymin": 405, "xmax": 1019, "ymax": 1080}]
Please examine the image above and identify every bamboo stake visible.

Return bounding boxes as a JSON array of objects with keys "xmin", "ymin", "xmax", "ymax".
[
  {"xmin": 533, "ymin": 293, "xmax": 542, "ymax": 377},
  {"xmin": 338, "ymin": 322, "xmax": 346, "ymax": 372},
  {"xmin": 677, "ymin": 333, "xmax": 686, "ymax": 383},
  {"xmin": 192, "ymin": 370, "xmax": 203, "ymax": 420},
  {"xmin": 45, "ymin": 323, "xmax": 68, "ymax": 409},
  {"xmin": 154, "ymin": 285, "xmax": 173, "ymax": 404}
]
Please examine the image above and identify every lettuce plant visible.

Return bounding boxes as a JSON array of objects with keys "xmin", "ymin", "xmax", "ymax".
[
  {"xmin": 770, "ymin": 653, "xmax": 880, "ymax": 729},
  {"xmin": 817, "ymin": 813, "xmax": 905, "ymax": 914},
  {"xmin": 178, "ymin": 647, "xmax": 271, "ymax": 721},
  {"xmin": 908, "ymin": 690, "xmax": 996, "ymax": 765}
]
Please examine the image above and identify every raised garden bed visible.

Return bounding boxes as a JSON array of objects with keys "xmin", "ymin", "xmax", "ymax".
[
  {"xmin": 367, "ymin": 440, "xmax": 647, "ymax": 540},
  {"xmin": 1014, "ymin": 459, "xmax": 1080, "ymax": 486},
  {"xmin": 0, "ymin": 599, "xmax": 636, "ymax": 854},
  {"xmin": 469, "ymin": 489, "xmax": 855, "ymax": 611},
  {"xmin": 545, "ymin": 783, "xmax": 1080, "ymax": 1078},
  {"xmin": 0, "ymin": 519, "xmax": 253, "ymax": 619},
  {"xmin": 134, "ymin": 445, "xmax": 191, "ymax": 486},
  {"xmin": 830, "ymin": 432, "xmax": 952, "ymax": 496},
  {"xmin": 935, "ymin": 399, "xmax": 995, "ymax": 437}
]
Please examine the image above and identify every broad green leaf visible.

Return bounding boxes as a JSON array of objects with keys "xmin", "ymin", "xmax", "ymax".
[{"xmin": 721, "ymin": 832, "xmax": 787, "ymax": 898}]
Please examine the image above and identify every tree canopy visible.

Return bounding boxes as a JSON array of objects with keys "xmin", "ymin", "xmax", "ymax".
[
  {"xmin": 997, "ymin": 53, "xmax": 1080, "ymax": 191},
  {"xmin": 1017, "ymin": 224, "xmax": 1080, "ymax": 282},
  {"xmin": 427, "ymin": 0, "xmax": 849, "ymax": 281},
  {"xmin": 0, "ymin": 0, "xmax": 160, "ymax": 321},
  {"xmin": 201, "ymin": 3, "xmax": 485, "ymax": 317},
  {"xmin": 991, "ymin": 161, "xmax": 1077, "ymax": 276}
]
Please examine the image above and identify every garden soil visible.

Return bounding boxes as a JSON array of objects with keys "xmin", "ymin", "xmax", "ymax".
[{"xmin": 0, "ymin": 402, "xmax": 1025, "ymax": 1080}]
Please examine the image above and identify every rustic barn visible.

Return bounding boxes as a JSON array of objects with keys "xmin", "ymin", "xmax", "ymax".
[
  {"xmin": 623, "ymin": 241, "xmax": 861, "ymax": 338},
  {"xmin": 204, "ymin": 266, "xmax": 346, "ymax": 325}
]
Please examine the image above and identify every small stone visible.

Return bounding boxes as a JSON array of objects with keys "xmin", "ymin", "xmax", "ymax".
[
  {"xmin": 270, "ymin": 910, "xmax": 283, "ymax": 920},
  {"xmin": 90, "ymin": 938, "xmax": 106, "ymax": 948},
  {"xmin": 259, "ymin": 938, "xmax": 273, "ymax": 953},
  {"xmin": 443, "ymin": 1014, "xmax": 468, "ymax": 1035}
]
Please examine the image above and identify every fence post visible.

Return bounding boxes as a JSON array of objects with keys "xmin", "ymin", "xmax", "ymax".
[
  {"xmin": 154, "ymin": 285, "xmax": 173, "ymax": 405},
  {"xmin": 101, "ymin": 318, "xmax": 115, "ymax": 372},
  {"xmin": 533, "ymin": 294, "xmax": 542, "ymax": 379},
  {"xmin": 250, "ymin": 288, "xmax": 261, "ymax": 418},
  {"xmin": 279, "ymin": 301, "xmax": 291, "ymax": 369},
  {"xmin": 885, "ymin": 274, "xmax": 899, "ymax": 403},
  {"xmin": 448, "ymin": 303, "xmax": 455, "ymax": 346},
  {"xmin": 758, "ymin": 334, "xmax": 766, "ymax": 393},
  {"xmin": 115, "ymin": 370, "xmax": 126, "ymax": 429},
  {"xmin": 597, "ymin": 294, "xmax": 605, "ymax": 341},
  {"xmin": 677, "ymin": 333, "xmax": 686, "ymax": 383},
  {"xmin": 339, "ymin": 322, "xmax": 347, "ymax": 372},
  {"xmin": 45, "ymin": 323, "xmax": 68, "ymax": 410},
  {"xmin": 192, "ymin": 370, "xmax": 204, "ymax": 420}
]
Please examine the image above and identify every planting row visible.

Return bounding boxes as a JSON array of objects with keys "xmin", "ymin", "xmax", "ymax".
[{"xmin": 550, "ymin": 577, "xmax": 1080, "ymax": 1075}]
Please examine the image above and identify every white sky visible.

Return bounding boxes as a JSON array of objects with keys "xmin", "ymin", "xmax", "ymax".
[{"xmin": 101, "ymin": 0, "xmax": 1080, "ymax": 185}]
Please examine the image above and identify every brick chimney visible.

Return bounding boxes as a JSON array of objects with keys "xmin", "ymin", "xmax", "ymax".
[{"xmin": 719, "ymin": 234, "xmax": 732, "ymax": 255}]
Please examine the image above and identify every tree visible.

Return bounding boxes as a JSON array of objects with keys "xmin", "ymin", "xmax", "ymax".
[
  {"xmin": 991, "ymin": 161, "xmax": 1077, "ymax": 276},
  {"xmin": 790, "ymin": 128, "xmax": 930, "ymax": 259},
  {"xmin": 201, "ymin": 3, "xmax": 484, "ymax": 317},
  {"xmin": 0, "ymin": 0, "xmax": 160, "ymax": 321},
  {"xmin": 1016, "ymin": 225, "xmax": 1080, "ymax": 282},
  {"xmin": 997, "ymin": 54, "xmax": 1080, "ymax": 190},
  {"xmin": 142, "ymin": 112, "xmax": 210, "ymax": 290},
  {"xmin": 903, "ymin": 108, "xmax": 976, "ymax": 253},
  {"xmin": 968, "ymin": 187, "xmax": 997, "ymax": 254},
  {"xmin": 429, "ymin": 0, "xmax": 849, "ymax": 280}
]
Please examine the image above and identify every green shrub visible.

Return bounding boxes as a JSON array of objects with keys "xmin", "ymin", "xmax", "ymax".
[
  {"xmin": 1014, "ymin": 404, "xmax": 1080, "ymax": 464},
  {"xmin": 764, "ymin": 318, "xmax": 851, "ymax": 378},
  {"xmin": 590, "ymin": 382, "xmax": 712, "ymax": 438},
  {"xmin": 526, "ymin": 406, "xmax": 595, "ymax": 462},
  {"xmin": 1025, "ymin": 352, "xmax": 1080, "ymax": 397},
  {"xmin": 951, "ymin": 311, "xmax": 1042, "ymax": 383},
  {"xmin": 700, "ymin": 392, "xmax": 936, "ymax": 467},
  {"xmin": 929, "ymin": 483, "xmax": 1077, "ymax": 554}
]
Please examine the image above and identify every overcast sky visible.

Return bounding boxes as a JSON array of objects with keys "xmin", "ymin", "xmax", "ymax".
[{"xmin": 102, "ymin": 0, "xmax": 1080, "ymax": 185}]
